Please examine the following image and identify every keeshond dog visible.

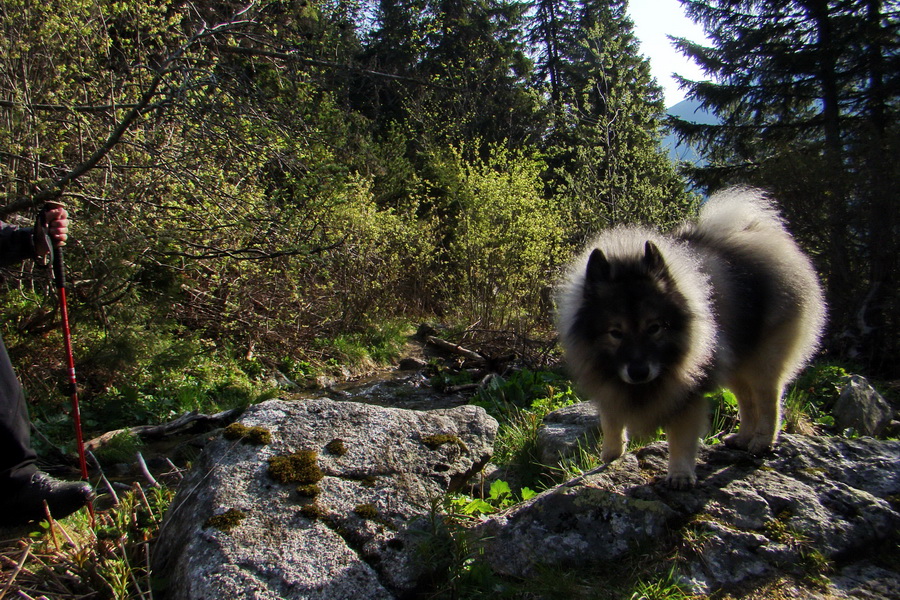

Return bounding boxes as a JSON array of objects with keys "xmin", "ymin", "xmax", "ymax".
[{"xmin": 556, "ymin": 188, "xmax": 826, "ymax": 488}]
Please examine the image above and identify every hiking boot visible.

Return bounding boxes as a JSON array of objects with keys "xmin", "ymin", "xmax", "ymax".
[{"xmin": 0, "ymin": 471, "xmax": 93, "ymax": 526}]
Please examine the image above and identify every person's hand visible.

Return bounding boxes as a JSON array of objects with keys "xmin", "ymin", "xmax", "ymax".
[{"xmin": 35, "ymin": 205, "xmax": 69, "ymax": 257}]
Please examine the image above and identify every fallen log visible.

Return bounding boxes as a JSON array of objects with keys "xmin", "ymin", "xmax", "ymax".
[
  {"xmin": 425, "ymin": 335, "xmax": 486, "ymax": 364},
  {"xmin": 85, "ymin": 408, "xmax": 242, "ymax": 452}
]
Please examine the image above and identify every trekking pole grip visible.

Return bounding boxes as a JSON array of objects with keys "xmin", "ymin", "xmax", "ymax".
[
  {"xmin": 52, "ymin": 244, "xmax": 66, "ymax": 290},
  {"xmin": 42, "ymin": 201, "xmax": 67, "ymax": 289}
]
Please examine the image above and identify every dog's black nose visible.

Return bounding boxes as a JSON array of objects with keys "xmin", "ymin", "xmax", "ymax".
[{"xmin": 627, "ymin": 362, "xmax": 651, "ymax": 383}]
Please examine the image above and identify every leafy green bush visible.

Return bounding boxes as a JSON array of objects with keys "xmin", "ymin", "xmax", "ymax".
[
  {"xmin": 707, "ymin": 389, "xmax": 739, "ymax": 444},
  {"xmin": 792, "ymin": 363, "xmax": 850, "ymax": 410},
  {"xmin": 72, "ymin": 325, "xmax": 269, "ymax": 433},
  {"xmin": 428, "ymin": 144, "xmax": 566, "ymax": 330},
  {"xmin": 472, "ymin": 369, "xmax": 576, "ymax": 415},
  {"xmin": 316, "ymin": 320, "xmax": 412, "ymax": 372},
  {"xmin": 15, "ymin": 484, "xmax": 175, "ymax": 599}
]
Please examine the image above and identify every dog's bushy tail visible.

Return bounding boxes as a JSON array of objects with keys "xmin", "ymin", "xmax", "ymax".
[
  {"xmin": 695, "ymin": 186, "xmax": 787, "ymax": 237},
  {"xmin": 691, "ymin": 186, "xmax": 827, "ymax": 386}
]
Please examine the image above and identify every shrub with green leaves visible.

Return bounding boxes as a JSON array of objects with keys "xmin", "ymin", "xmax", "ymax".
[
  {"xmin": 81, "ymin": 327, "xmax": 266, "ymax": 430},
  {"xmin": 316, "ymin": 320, "xmax": 413, "ymax": 372},
  {"xmin": 792, "ymin": 363, "xmax": 850, "ymax": 411},
  {"xmin": 429, "ymin": 144, "xmax": 566, "ymax": 330}
]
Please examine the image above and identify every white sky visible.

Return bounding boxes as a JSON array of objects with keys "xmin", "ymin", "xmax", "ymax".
[{"xmin": 627, "ymin": 0, "xmax": 711, "ymax": 107}]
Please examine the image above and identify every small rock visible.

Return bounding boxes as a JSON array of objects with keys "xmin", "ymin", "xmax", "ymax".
[
  {"xmin": 536, "ymin": 402, "xmax": 600, "ymax": 465},
  {"xmin": 397, "ymin": 357, "xmax": 428, "ymax": 371},
  {"xmin": 267, "ymin": 369, "xmax": 301, "ymax": 390},
  {"xmin": 833, "ymin": 375, "xmax": 893, "ymax": 437}
]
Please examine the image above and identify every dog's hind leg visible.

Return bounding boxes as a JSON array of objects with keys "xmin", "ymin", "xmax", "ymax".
[
  {"xmin": 724, "ymin": 377, "xmax": 758, "ymax": 451},
  {"xmin": 725, "ymin": 373, "xmax": 784, "ymax": 454},
  {"xmin": 746, "ymin": 381, "xmax": 783, "ymax": 455},
  {"xmin": 664, "ymin": 395, "xmax": 708, "ymax": 489},
  {"xmin": 731, "ymin": 316, "xmax": 812, "ymax": 454}
]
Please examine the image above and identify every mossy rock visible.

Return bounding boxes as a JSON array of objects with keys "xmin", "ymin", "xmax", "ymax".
[
  {"xmin": 299, "ymin": 503, "xmax": 326, "ymax": 521},
  {"xmin": 296, "ymin": 484, "xmax": 321, "ymax": 498},
  {"xmin": 354, "ymin": 503, "xmax": 379, "ymax": 520},
  {"xmin": 325, "ymin": 438, "xmax": 348, "ymax": 456}
]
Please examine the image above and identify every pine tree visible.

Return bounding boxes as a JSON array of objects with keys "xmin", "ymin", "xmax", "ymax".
[
  {"xmin": 670, "ymin": 0, "xmax": 900, "ymax": 373},
  {"xmin": 357, "ymin": 0, "xmax": 429, "ymax": 124}
]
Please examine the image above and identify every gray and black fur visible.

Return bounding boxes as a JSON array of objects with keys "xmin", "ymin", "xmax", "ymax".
[{"xmin": 556, "ymin": 188, "xmax": 826, "ymax": 487}]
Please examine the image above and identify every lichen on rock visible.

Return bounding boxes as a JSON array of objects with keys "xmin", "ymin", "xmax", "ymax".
[
  {"xmin": 325, "ymin": 438, "xmax": 348, "ymax": 456},
  {"xmin": 152, "ymin": 397, "xmax": 499, "ymax": 600},
  {"xmin": 421, "ymin": 433, "xmax": 468, "ymax": 453}
]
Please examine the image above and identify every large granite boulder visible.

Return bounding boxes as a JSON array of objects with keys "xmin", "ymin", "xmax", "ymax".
[
  {"xmin": 477, "ymin": 434, "xmax": 900, "ymax": 596},
  {"xmin": 151, "ymin": 397, "xmax": 497, "ymax": 599},
  {"xmin": 832, "ymin": 375, "xmax": 894, "ymax": 437}
]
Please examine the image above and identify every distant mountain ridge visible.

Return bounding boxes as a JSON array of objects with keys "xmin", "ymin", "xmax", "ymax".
[{"xmin": 662, "ymin": 98, "xmax": 718, "ymax": 164}]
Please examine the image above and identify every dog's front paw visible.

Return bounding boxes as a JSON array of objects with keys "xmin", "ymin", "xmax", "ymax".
[
  {"xmin": 726, "ymin": 432, "xmax": 774, "ymax": 455},
  {"xmin": 600, "ymin": 446, "xmax": 623, "ymax": 463},
  {"xmin": 663, "ymin": 471, "xmax": 697, "ymax": 490},
  {"xmin": 746, "ymin": 435, "xmax": 775, "ymax": 456},
  {"xmin": 724, "ymin": 432, "xmax": 752, "ymax": 451}
]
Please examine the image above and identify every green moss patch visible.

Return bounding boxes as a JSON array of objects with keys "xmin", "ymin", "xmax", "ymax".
[
  {"xmin": 204, "ymin": 508, "xmax": 246, "ymax": 532},
  {"xmin": 299, "ymin": 503, "xmax": 326, "ymax": 521},
  {"xmin": 421, "ymin": 433, "xmax": 468, "ymax": 452},
  {"xmin": 325, "ymin": 438, "xmax": 348, "ymax": 456},
  {"xmin": 223, "ymin": 423, "xmax": 272, "ymax": 445},
  {"xmin": 353, "ymin": 503, "xmax": 379, "ymax": 520},
  {"xmin": 296, "ymin": 484, "xmax": 321, "ymax": 498},
  {"xmin": 268, "ymin": 450, "xmax": 324, "ymax": 485}
]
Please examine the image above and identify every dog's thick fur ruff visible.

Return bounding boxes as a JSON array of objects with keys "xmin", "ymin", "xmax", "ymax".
[{"xmin": 556, "ymin": 187, "xmax": 826, "ymax": 487}]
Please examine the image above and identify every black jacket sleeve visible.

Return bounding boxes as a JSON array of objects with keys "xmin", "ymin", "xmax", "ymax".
[{"xmin": 0, "ymin": 222, "xmax": 39, "ymax": 267}]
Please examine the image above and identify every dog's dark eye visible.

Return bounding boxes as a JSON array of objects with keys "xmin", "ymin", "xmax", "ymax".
[
  {"xmin": 646, "ymin": 323, "xmax": 662, "ymax": 336},
  {"xmin": 608, "ymin": 329, "xmax": 624, "ymax": 340}
]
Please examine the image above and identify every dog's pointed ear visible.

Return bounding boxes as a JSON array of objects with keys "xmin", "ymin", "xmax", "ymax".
[
  {"xmin": 585, "ymin": 248, "xmax": 611, "ymax": 291},
  {"xmin": 643, "ymin": 241, "xmax": 669, "ymax": 278}
]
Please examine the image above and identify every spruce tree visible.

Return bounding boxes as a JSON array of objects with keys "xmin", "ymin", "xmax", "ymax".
[
  {"xmin": 534, "ymin": 0, "xmax": 693, "ymax": 239},
  {"xmin": 418, "ymin": 0, "xmax": 539, "ymax": 148},
  {"xmin": 671, "ymin": 0, "xmax": 900, "ymax": 373}
]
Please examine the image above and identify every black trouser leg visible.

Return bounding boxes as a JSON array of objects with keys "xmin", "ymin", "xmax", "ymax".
[{"xmin": 0, "ymin": 334, "xmax": 38, "ymax": 490}]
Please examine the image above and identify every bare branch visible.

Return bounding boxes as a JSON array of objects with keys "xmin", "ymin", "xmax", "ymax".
[
  {"xmin": 213, "ymin": 44, "xmax": 455, "ymax": 90},
  {"xmin": 0, "ymin": 99, "xmax": 141, "ymax": 112},
  {"xmin": 155, "ymin": 235, "xmax": 348, "ymax": 261}
]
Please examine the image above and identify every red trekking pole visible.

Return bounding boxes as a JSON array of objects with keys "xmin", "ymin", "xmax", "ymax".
[{"xmin": 40, "ymin": 202, "xmax": 93, "ymax": 519}]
